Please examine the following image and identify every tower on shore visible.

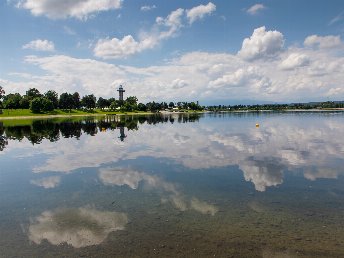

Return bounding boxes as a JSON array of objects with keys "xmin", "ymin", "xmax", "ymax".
[{"xmin": 117, "ymin": 85, "xmax": 125, "ymax": 101}]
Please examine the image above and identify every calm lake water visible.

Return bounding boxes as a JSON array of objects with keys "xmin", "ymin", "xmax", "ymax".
[{"xmin": 1, "ymin": 112, "xmax": 344, "ymax": 257}]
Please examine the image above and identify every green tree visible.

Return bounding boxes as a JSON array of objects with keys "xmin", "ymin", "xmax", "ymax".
[
  {"xmin": 30, "ymin": 97, "xmax": 54, "ymax": 113},
  {"xmin": 177, "ymin": 102, "xmax": 182, "ymax": 109},
  {"xmin": 19, "ymin": 95, "xmax": 31, "ymax": 109},
  {"xmin": 59, "ymin": 93, "xmax": 74, "ymax": 110},
  {"xmin": 168, "ymin": 102, "xmax": 175, "ymax": 108},
  {"xmin": 44, "ymin": 90, "xmax": 58, "ymax": 109},
  {"xmin": 126, "ymin": 96, "xmax": 138, "ymax": 105},
  {"xmin": 26, "ymin": 88, "xmax": 41, "ymax": 100},
  {"xmin": 162, "ymin": 102, "xmax": 168, "ymax": 109},
  {"xmin": 137, "ymin": 103, "xmax": 147, "ymax": 111},
  {"xmin": 121, "ymin": 101, "xmax": 133, "ymax": 111},
  {"xmin": 108, "ymin": 97, "xmax": 116, "ymax": 104},
  {"xmin": 0, "ymin": 86, "xmax": 5, "ymax": 109},
  {"xmin": 72, "ymin": 92, "xmax": 81, "ymax": 109},
  {"xmin": 41, "ymin": 98, "xmax": 54, "ymax": 111},
  {"xmin": 97, "ymin": 97, "xmax": 110, "ymax": 110},
  {"xmin": 3, "ymin": 93, "xmax": 22, "ymax": 109},
  {"xmin": 81, "ymin": 94, "xmax": 96, "ymax": 110},
  {"xmin": 124, "ymin": 96, "xmax": 138, "ymax": 111},
  {"xmin": 0, "ymin": 86, "xmax": 5, "ymax": 101},
  {"xmin": 146, "ymin": 101, "xmax": 160, "ymax": 112},
  {"xmin": 109, "ymin": 101, "xmax": 118, "ymax": 111},
  {"xmin": 188, "ymin": 102, "xmax": 201, "ymax": 110},
  {"xmin": 30, "ymin": 97, "xmax": 43, "ymax": 113}
]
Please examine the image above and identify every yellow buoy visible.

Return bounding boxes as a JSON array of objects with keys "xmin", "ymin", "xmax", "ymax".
[{"xmin": 255, "ymin": 123, "xmax": 259, "ymax": 128}]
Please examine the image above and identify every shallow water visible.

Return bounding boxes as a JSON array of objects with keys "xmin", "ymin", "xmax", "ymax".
[{"xmin": 0, "ymin": 112, "xmax": 344, "ymax": 257}]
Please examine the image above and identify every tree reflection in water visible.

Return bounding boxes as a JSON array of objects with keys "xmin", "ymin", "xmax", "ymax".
[
  {"xmin": 0, "ymin": 122, "xmax": 8, "ymax": 151},
  {"xmin": 0, "ymin": 113, "xmax": 201, "ymax": 150}
]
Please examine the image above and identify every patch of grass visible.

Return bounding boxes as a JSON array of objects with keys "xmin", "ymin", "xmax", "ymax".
[{"xmin": 0, "ymin": 109, "xmax": 35, "ymax": 117}]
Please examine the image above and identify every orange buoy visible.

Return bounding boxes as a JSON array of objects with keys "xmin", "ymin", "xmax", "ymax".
[{"xmin": 255, "ymin": 123, "xmax": 259, "ymax": 128}]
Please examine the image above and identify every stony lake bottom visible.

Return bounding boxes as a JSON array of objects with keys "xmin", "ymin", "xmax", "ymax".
[{"xmin": 0, "ymin": 112, "xmax": 344, "ymax": 257}]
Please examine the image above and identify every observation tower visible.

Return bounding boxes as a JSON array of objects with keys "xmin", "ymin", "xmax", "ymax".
[{"xmin": 117, "ymin": 85, "xmax": 125, "ymax": 101}]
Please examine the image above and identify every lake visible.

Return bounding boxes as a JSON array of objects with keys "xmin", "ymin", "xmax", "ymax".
[{"xmin": 1, "ymin": 112, "xmax": 344, "ymax": 257}]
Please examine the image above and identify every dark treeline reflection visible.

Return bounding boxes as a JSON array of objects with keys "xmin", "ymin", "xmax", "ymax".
[
  {"xmin": 0, "ymin": 114, "xmax": 201, "ymax": 150},
  {"xmin": 0, "ymin": 122, "xmax": 8, "ymax": 151}
]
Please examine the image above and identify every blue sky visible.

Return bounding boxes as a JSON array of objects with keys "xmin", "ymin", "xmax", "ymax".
[{"xmin": 1, "ymin": 0, "xmax": 344, "ymax": 104}]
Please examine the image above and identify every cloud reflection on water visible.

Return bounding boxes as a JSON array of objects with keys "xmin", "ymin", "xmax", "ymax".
[
  {"xmin": 29, "ymin": 207, "xmax": 128, "ymax": 248},
  {"xmin": 30, "ymin": 176, "xmax": 61, "ymax": 189},
  {"xmin": 3, "ymin": 114, "xmax": 344, "ymax": 192},
  {"xmin": 239, "ymin": 157, "xmax": 285, "ymax": 192},
  {"xmin": 99, "ymin": 168, "xmax": 218, "ymax": 215}
]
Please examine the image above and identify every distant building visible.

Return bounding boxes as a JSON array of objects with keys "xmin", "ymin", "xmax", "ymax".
[{"xmin": 117, "ymin": 85, "xmax": 125, "ymax": 101}]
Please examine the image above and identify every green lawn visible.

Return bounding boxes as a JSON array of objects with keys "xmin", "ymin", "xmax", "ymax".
[{"xmin": 0, "ymin": 109, "xmax": 156, "ymax": 126}]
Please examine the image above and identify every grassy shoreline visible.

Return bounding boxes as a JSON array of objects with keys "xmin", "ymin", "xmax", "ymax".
[{"xmin": 0, "ymin": 109, "xmax": 152, "ymax": 120}]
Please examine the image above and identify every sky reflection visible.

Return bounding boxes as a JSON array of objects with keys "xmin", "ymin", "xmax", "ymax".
[
  {"xmin": 28, "ymin": 207, "xmax": 128, "ymax": 248},
  {"xmin": 30, "ymin": 176, "xmax": 61, "ymax": 189},
  {"xmin": 1, "ymin": 113, "xmax": 344, "ymax": 192},
  {"xmin": 99, "ymin": 167, "xmax": 218, "ymax": 215}
]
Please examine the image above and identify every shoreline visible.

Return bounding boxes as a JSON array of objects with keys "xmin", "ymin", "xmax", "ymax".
[
  {"xmin": 216, "ymin": 109, "xmax": 344, "ymax": 113},
  {"xmin": 0, "ymin": 111, "xmax": 205, "ymax": 121},
  {"xmin": 1, "ymin": 109, "xmax": 343, "ymax": 121}
]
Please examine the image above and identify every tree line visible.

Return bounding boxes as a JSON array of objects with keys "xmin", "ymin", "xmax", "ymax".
[
  {"xmin": 0, "ymin": 86, "xmax": 203, "ymax": 113},
  {"xmin": 206, "ymin": 101, "xmax": 344, "ymax": 111}
]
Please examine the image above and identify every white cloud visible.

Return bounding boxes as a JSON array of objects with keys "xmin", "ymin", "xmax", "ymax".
[
  {"xmin": 326, "ymin": 87, "xmax": 344, "ymax": 96},
  {"xmin": 238, "ymin": 26, "xmax": 284, "ymax": 61},
  {"xmin": 171, "ymin": 78, "xmax": 188, "ymax": 89},
  {"xmin": 17, "ymin": 0, "xmax": 122, "ymax": 20},
  {"xmin": 186, "ymin": 2, "xmax": 216, "ymax": 24},
  {"xmin": 140, "ymin": 5, "xmax": 156, "ymax": 12},
  {"xmin": 22, "ymin": 39, "xmax": 55, "ymax": 52},
  {"xmin": 94, "ymin": 8, "xmax": 185, "ymax": 59},
  {"xmin": 94, "ymin": 35, "xmax": 142, "ymax": 59},
  {"xmin": 279, "ymin": 53, "xmax": 310, "ymax": 70},
  {"xmin": 94, "ymin": 3, "xmax": 215, "ymax": 59},
  {"xmin": 22, "ymin": 54, "xmax": 125, "ymax": 97},
  {"xmin": 3, "ymin": 27, "xmax": 344, "ymax": 103},
  {"xmin": 156, "ymin": 8, "xmax": 185, "ymax": 39},
  {"xmin": 208, "ymin": 66, "xmax": 271, "ymax": 91},
  {"xmin": 304, "ymin": 35, "xmax": 342, "ymax": 49},
  {"xmin": 246, "ymin": 4, "xmax": 266, "ymax": 15},
  {"xmin": 29, "ymin": 207, "xmax": 128, "ymax": 248},
  {"xmin": 329, "ymin": 11, "xmax": 344, "ymax": 25}
]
